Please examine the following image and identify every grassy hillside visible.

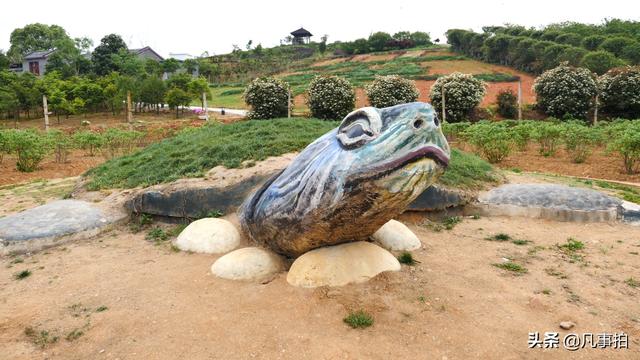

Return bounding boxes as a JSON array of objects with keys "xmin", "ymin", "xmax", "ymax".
[{"xmin": 86, "ymin": 118, "xmax": 498, "ymax": 190}]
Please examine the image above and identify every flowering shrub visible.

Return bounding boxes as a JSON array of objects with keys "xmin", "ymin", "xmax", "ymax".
[
  {"xmin": 365, "ymin": 75, "xmax": 419, "ymax": 108},
  {"xmin": 533, "ymin": 63, "xmax": 597, "ymax": 120},
  {"xmin": 496, "ymin": 89, "xmax": 518, "ymax": 118},
  {"xmin": 599, "ymin": 66, "xmax": 640, "ymax": 119},
  {"xmin": 430, "ymin": 72, "xmax": 486, "ymax": 123},
  {"xmin": 243, "ymin": 77, "xmax": 290, "ymax": 119},
  {"xmin": 463, "ymin": 121, "xmax": 512, "ymax": 163},
  {"xmin": 306, "ymin": 75, "xmax": 355, "ymax": 120}
]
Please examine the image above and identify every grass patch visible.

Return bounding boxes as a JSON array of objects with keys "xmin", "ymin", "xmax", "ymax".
[
  {"xmin": 397, "ymin": 252, "xmax": 418, "ymax": 265},
  {"xmin": 511, "ymin": 239, "xmax": 531, "ymax": 246},
  {"xmin": 65, "ymin": 328, "xmax": 84, "ymax": 341},
  {"xmin": 558, "ymin": 238, "xmax": 585, "ymax": 252},
  {"xmin": 14, "ymin": 269, "xmax": 31, "ymax": 280},
  {"xmin": 625, "ymin": 278, "xmax": 639, "ymax": 288},
  {"xmin": 343, "ymin": 310, "xmax": 374, "ymax": 329},
  {"xmin": 443, "ymin": 216, "xmax": 461, "ymax": 230},
  {"xmin": 438, "ymin": 149, "xmax": 501, "ymax": 190},
  {"xmin": 493, "ymin": 262, "xmax": 527, "ymax": 274},
  {"xmin": 486, "ymin": 233, "xmax": 511, "ymax": 241},
  {"xmin": 146, "ymin": 228, "xmax": 169, "ymax": 243},
  {"xmin": 24, "ymin": 327, "xmax": 59, "ymax": 348}
]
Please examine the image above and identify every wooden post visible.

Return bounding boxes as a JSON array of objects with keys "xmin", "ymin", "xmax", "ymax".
[
  {"xmin": 42, "ymin": 95, "xmax": 50, "ymax": 132},
  {"xmin": 593, "ymin": 93, "xmax": 599, "ymax": 126},
  {"xmin": 287, "ymin": 89, "xmax": 291, "ymax": 118},
  {"xmin": 517, "ymin": 79, "xmax": 522, "ymax": 121},
  {"xmin": 441, "ymin": 84, "xmax": 446, "ymax": 124},
  {"xmin": 126, "ymin": 91, "xmax": 133, "ymax": 130},
  {"xmin": 203, "ymin": 92, "xmax": 209, "ymax": 121}
]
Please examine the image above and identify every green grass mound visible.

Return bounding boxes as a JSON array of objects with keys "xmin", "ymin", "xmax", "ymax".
[{"xmin": 86, "ymin": 118, "xmax": 498, "ymax": 190}]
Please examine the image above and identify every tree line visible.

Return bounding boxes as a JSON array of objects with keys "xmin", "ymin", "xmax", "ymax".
[{"xmin": 446, "ymin": 19, "xmax": 640, "ymax": 75}]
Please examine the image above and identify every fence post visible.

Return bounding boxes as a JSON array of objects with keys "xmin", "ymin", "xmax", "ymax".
[
  {"xmin": 126, "ymin": 91, "xmax": 133, "ymax": 130},
  {"xmin": 203, "ymin": 92, "xmax": 209, "ymax": 121},
  {"xmin": 42, "ymin": 95, "xmax": 49, "ymax": 132},
  {"xmin": 593, "ymin": 94, "xmax": 599, "ymax": 126},
  {"xmin": 287, "ymin": 89, "xmax": 291, "ymax": 118},
  {"xmin": 517, "ymin": 79, "xmax": 522, "ymax": 121}
]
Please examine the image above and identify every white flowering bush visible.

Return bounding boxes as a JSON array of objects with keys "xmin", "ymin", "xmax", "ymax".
[
  {"xmin": 533, "ymin": 63, "xmax": 598, "ymax": 120},
  {"xmin": 599, "ymin": 66, "xmax": 640, "ymax": 119},
  {"xmin": 243, "ymin": 77, "xmax": 290, "ymax": 119},
  {"xmin": 365, "ymin": 75, "xmax": 419, "ymax": 108},
  {"xmin": 306, "ymin": 75, "xmax": 355, "ymax": 120},
  {"xmin": 430, "ymin": 72, "xmax": 486, "ymax": 123}
]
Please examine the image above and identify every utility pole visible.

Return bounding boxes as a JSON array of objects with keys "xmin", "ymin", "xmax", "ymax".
[
  {"xmin": 203, "ymin": 92, "xmax": 209, "ymax": 121},
  {"xmin": 517, "ymin": 79, "xmax": 522, "ymax": 121},
  {"xmin": 42, "ymin": 95, "xmax": 50, "ymax": 132},
  {"xmin": 126, "ymin": 91, "xmax": 133, "ymax": 130},
  {"xmin": 441, "ymin": 84, "xmax": 446, "ymax": 124}
]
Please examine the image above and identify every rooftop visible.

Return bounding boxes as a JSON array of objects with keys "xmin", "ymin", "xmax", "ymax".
[{"xmin": 290, "ymin": 27, "xmax": 312, "ymax": 37}]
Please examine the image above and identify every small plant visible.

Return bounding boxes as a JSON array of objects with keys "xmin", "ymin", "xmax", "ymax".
[
  {"xmin": 4, "ymin": 129, "xmax": 52, "ymax": 172},
  {"xmin": 542, "ymin": 289, "xmax": 552, "ymax": 295},
  {"xmin": 463, "ymin": 121, "xmax": 513, "ymax": 163},
  {"xmin": 558, "ymin": 238, "xmax": 585, "ymax": 252},
  {"xmin": 486, "ymin": 233, "xmax": 511, "ymax": 241},
  {"xmin": 146, "ymin": 228, "xmax": 169, "ymax": 243},
  {"xmin": 496, "ymin": 89, "xmax": 518, "ymax": 118},
  {"xmin": 24, "ymin": 327, "xmax": 59, "ymax": 348},
  {"xmin": 493, "ymin": 262, "xmax": 528, "ymax": 274},
  {"xmin": 512, "ymin": 239, "xmax": 531, "ymax": 246},
  {"xmin": 14, "ymin": 269, "xmax": 31, "ymax": 280},
  {"xmin": 199, "ymin": 209, "xmax": 224, "ymax": 219},
  {"xmin": 397, "ymin": 252, "xmax": 418, "ymax": 265},
  {"xmin": 625, "ymin": 278, "xmax": 640, "ymax": 288},
  {"xmin": 343, "ymin": 310, "xmax": 374, "ymax": 329},
  {"xmin": 443, "ymin": 216, "xmax": 461, "ymax": 230},
  {"xmin": 73, "ymin": 130, "xmax": 103, "ymax": 156},
  {"xmin": 65, "ymin": 328, "xmax": 84, "ymax": 341},
  {"xmin": 530, "ymin": 121, "xmax": 563, "ymax": 157},
  {"xmin": 48, "ymin": 129, "xmax": 74, "ymax": 164},
  {"xmin": 417, "ymin": 295, "xmax": 426, "ymax": 303},
  {"xmin": 562, "ymin": 122, "xmax": 601, "ymax": 163},
  {"xmin": 471, "ymin": 214, "xmax": 481, "ymax": 220},
  {"xmin": 95, "ymin": 306, "xmax": 108, "ymax": 312}
]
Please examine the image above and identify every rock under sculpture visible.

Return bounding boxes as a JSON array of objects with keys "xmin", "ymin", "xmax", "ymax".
[{"xmin": 239, "ymin": 102, "xmax": 450, "ymax": 257}]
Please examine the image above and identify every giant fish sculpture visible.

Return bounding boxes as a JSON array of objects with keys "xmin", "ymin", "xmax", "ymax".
[{"xmin": 240, "ymin": 102, "xmax": 450, "ymax": 257}]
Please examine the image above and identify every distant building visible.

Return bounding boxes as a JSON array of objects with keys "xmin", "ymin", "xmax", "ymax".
[
  {"xmin": 290, "ymin": 27, "xmax": 313, "ymax": 45},
  {"xmin": 8, "ymin": 46, "xmax": 164, "ymax": 76}
]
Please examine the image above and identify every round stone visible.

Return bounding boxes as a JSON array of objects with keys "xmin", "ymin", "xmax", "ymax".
[
  {"xmin": 286, "ymin": 241, "xmax": 401, "ymax": 288},
  {"xmin": 174, "ymin": 218, "xmax": 240, "ymax": 254},
  {"xmin": 371, "ymin": 220, "xmax": 421, "ymax": 251},
  {"xmin": 211, "ymin": 247, "xmax": 284, "ymax": 281}
]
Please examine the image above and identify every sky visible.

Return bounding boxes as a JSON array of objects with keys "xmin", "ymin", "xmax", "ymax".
[{"xmin": 0, "ymin": 0, "xmax": 638, "ymax": 58}]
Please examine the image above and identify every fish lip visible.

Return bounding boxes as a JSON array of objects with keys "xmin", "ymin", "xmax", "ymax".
[{"xmin": 375, "ymin": 145, "xmax": 450, "ymax": 173}]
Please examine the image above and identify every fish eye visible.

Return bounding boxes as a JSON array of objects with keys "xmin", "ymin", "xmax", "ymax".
[{"xmin": 413, "ymin": 119, "xmax": 424, "ymax": 129}]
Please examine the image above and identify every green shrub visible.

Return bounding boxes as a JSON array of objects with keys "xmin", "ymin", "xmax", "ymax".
[
  {"xmin": 430, "ymin": 72, "xmax": 486, "ymax": 122},
  {"xmin": 442, "ymin": 121, "xmax": 471, "ymax": 142},
  {"xmin": 534, "ymin": 63, "xmax": 598, "ymax": 119},
  {"xmin": 530, "ymin": 121, "xmax": 563, "ymax": 156},
  {"xmin": 607, "ymin": 121, "xmax": 640, "ymax": 174},
  {"xmin": 463, "ymin": 121, "xmax": 512, "ymax": 163},
  {"xmin": 343, "ymin": 310, "xmax": 374, "ymax": 329},
  {"xmin": 100, "ymin": 128, "xmax": 144, "ymax": 159},
  {"xmin": 580, "ymin": 51, "xmax": 624, "ymax": 75},
  {"xmin": 562, "ymin": 122, "xmax": 601, "ymax": 163},
  {"xmin": 509, "ymin": 121, "xmax": 536, "ymax": 151},
  {"xmin": 496, "ymin": 89, "xmax": 518, "ymax": 118},
  {"xmin": 48, "ymin": 129, "xmax": 74, "ymax": 164},
  {"xmin": 243, "ymin": 77, "xmax": 290, "ymax": 119},
  {"xmin": 306, "ymin": 75, "xmax": 355, "ymax": 120},
  {"xmin": 5, "ymin": 129, "xmax": 52, "ymax": 172},
  {"xmin": 73, "ymin": 130, "xmax": 103, "ymax": 156},
  {"xmin": 0, "ymin": 130, "xmax": 9, "ymax": 163},
  {"xmin": 365, "ymin": 75, "xmax": 419, "ymax": 108},
  {"xmin": 599, "ymin": 66, "xmax": 640, "ymax": 119}
]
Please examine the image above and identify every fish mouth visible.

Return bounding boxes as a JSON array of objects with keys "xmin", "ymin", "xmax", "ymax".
[{"xmin": 370, "ymin": 145, "xmax": 449, "ymax": 176}]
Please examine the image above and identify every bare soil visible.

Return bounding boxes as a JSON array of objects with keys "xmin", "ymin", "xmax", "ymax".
[{"xmin": 1, "ymin": 212, "xmax": 638, "ymax": 359}]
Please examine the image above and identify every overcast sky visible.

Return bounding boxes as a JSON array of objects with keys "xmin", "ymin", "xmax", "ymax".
[{"xmin": 1, "ymin": 0, "xmax": 638, "ymax": 57}]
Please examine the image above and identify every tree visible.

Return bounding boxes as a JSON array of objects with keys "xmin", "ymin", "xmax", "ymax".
[
  {"xmin": 319, "ymin": 35, "xmax": 328, "ymax": 54},
  {"xmin": 580, "ymin": 51, "xmax": 623, "ymax": 75},
  {"xmin": 139, "ymin": 77, "xmax": 166, "ymax": 114},
  {"xmin": 307, "ymin": 75, "xmax": 355, "ymax": 120},
  {"xmin": 243, "ymin": 77, "xmax": 290, "ymax": 119},
  {"xmin": 533, "ymin": 63, "xmax": 597, "ymax": 119},
  {"xmin": 183, "ymin": 58, "xmax": 198, "ymax": 75},
  {"xmin": 600, "ymin": 36, "xmax": 636, "ymax": 57},
  {"xmin": 430, "ymin": 72, "xmax": 486, "ymax": 122},
  {"xmin": 352, "ymin": 38, "xmax": 369, "ymax": 54},
  {"xmin": 582, "ymin": 35, "xmax": 606, "ymax": 51},
  {"xmin": 555, "ymin": 33, "xmax": 582, "ymax": 46},
  {"xmin": 161, "ymin": 58, "xmax": 181, "ymax": 74},
  {"xmin": 92, "ymin": 34, "xmax": 128, "ymax": 76},
  {"xmin": 365, "ymin": 75, "xmax": 419, "ymax": 108},
  {"xmin": 622, "ymin": 43, "xmax": 640, "ymax": 65},
  {"xmin": 187, "ymin": 77, "xmax": 210, "ymax": 108},
  {"xmin": 0, "ymin": 51, "xmax": 9, "ymax": 69},
  {"xmin": 8, "ymin": 23, "xmax": 73, "ymax": 61},
  {"xmin": 165, "ymin": 88, "xmax": 191, "ymax": 118},
  {"xmin": 368, "ymin": 32, "xmax": 392, "ymax": 52},
  {"xmin": 599, "ymin": 66, "xmax": 640, "ymax": 118},
  {"xmin": 410, "ymin": 32, "xmax": 431, "ymax": 46},
  {"xmin": 392, "ymin": 31, "xmax": 411, "ymax": 41}
]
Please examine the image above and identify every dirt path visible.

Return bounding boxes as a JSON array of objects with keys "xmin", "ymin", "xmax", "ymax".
[{"xmin": 1, "ymin": 214, "xmax": 638, "ymax": 359}]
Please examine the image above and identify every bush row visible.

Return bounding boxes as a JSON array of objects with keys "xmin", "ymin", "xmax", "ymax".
[{"xmin": 0, "ymin": 128, "xmax": 144, "ymax": 172}]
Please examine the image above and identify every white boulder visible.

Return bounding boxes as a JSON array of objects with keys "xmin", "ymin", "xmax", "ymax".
[
  {"xmin": 286, "ymin": 241, "xmax": 401, "ymax": 288},
  {"xmin": 174, "ymin": 218, "xmax": 240, "ymax": 254},
  {"xmin": 211, "ymin": 247, "xmax": 285, "ymax": 281},
  {"xmin": 371, "ymin": 220, "xmax": 421, "ymax": 251}
]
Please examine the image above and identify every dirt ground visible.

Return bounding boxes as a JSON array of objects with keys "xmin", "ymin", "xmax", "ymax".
[{"xmin": 1, "ymin": 211, "xmax": 638, "ymax": 359}]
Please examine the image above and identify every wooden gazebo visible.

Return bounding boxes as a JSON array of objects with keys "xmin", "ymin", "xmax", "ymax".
[{"xmin": 290, "ymin": 27, "xmax": 313, "ymax": 45}]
